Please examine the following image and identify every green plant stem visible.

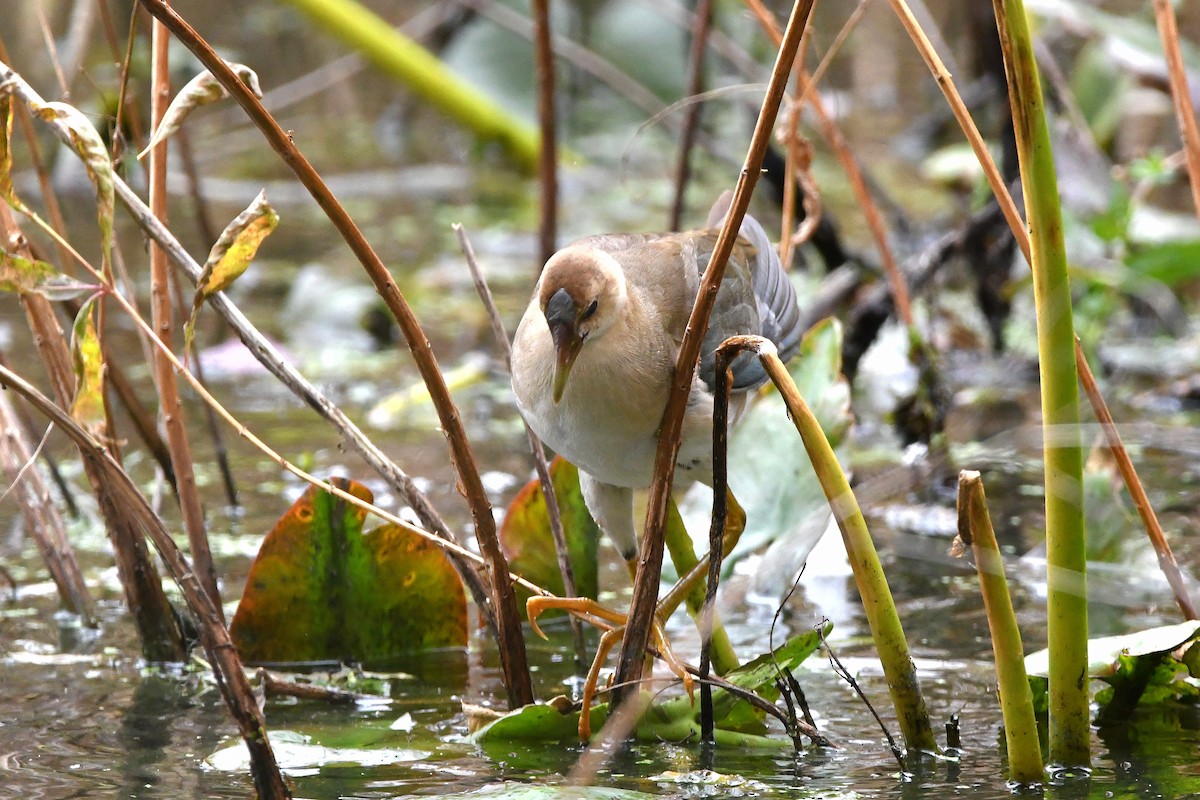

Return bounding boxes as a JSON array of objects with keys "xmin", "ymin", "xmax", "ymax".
[
  {"xmin": 957, "ymin": 471, "xmax": 1043, "ymax": 784},
  {"xmin": 717, "ymin": 335, "xmax": 938, "ymax": 756},
  {"xmin": 991, "ymin": 0, "xmax": 1089, "ymax": 768},
  {"xmin": 663, "ymin": 498, "xmax": 739, "ymax": 675},
  {"xmin": 278, "ymin": 0, "xmax": 540, "ymax": 173}
]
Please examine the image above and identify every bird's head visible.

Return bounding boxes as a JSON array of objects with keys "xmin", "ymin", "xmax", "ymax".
[{"xmin": 537, "ymin": 246, "xmax": 626, "ymax": 403}]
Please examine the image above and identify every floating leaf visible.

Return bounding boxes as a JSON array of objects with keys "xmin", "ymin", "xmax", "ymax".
[
  {"xmin": 230, "ymin": 479, "xmax": 467, "ymax": 665},
  {"xmin": 472, "ymin": 624, "xmax": 830, "ymax": 744},
  {"xmin": 206, "ymin": 729, "xmax": 428, "ymax": 775},
  {"xmin": 1026, "ymin": 621, "xmax": 1200, "ymax": 721},
  {"xmin": 0, "ymin": 250, "xmax": 95, "ymax": 299},
  {"xmin": 69, "ymin": 295, "xmax": 106, "ymax": 438},
  {"xmin": 185, "ymin": 190, "xmax": 278, "ymax": 351},
  {"xmin": 138, "ymin": 63, "xmax": 263, "ymax": 159},
  {"xmin": 500, "ymin": 457, "xmax": 600, "ymax": 603}
]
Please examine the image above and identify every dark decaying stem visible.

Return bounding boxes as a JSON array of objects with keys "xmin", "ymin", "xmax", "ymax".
[
  {"xmin": 699, "ymin": 340, "xmax": 733, "ymax": 742},
  {"xmin": 0, "ymin": 365, "xmax": 291, "ymax": 800},
  {"xmin": 821, "ymin": 626, "xmax": 905, "ymax": 770},
  {"xmin": 668, "ymin": 0, "xmax": 714, "ymax": 232},
  {"xmin": 609, "ymin": 0, "xmax": 816, "ymax": 713},
  {"xmin": 454, "ymin": 223, "xmax": 588, "ymax": 669},
  {"xmin": 148, "ymin": 7, "xmax": 223, "ymax": 620},
  {"xmin": 532, "ymin": 0, "xmax": 556, "ymax": 267},
  {"xmin": 134, "ymin": 0, "xmax": 533, "ymax": 708}
]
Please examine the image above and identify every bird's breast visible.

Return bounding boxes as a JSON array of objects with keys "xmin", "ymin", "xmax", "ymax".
[{"xmin": 512, "ymin": 314, "xmax": 674, "ymax": 488}]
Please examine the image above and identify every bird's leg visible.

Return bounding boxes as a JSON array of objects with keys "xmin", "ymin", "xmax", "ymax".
[
  {"xmin": 526, "ymin": 594, "xmax": 686, "ymax": 740},
  {"xmin": 521, "ymin": 490, "xmax": 746, "ymax": 741}
]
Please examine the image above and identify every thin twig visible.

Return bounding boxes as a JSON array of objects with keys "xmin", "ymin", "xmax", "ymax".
[
  {"xmin": 668, "ymin": 0, "xmax": 714, "ymax": 232},
  {"xmin": 820, "ymin": 627, "xmax": 905, "ymax": 769},
  {"xmin": 257, "ymin": 668, "xmax": 367, "ymax": 705},
  {"xmin": 700, "ymin": 339, "xmax": 734, "ymax": 742},
  {"xmin": 454, "ymin": 223, "xmax": 588, "ymax": 668}
]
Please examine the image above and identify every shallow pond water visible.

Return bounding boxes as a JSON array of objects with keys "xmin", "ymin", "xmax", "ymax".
[{"xmin": 4, "ymin": 1, "xmax": 1200, "ymax": 798}]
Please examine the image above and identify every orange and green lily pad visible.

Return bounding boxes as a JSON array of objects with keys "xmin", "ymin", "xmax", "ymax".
[
  {"xmin": 500, "ymin": 457, "xmax": 601, "ymax": 601},
  {"xmin": 230, "ymin": 478, "xmax": 466, "ymax": 664}
]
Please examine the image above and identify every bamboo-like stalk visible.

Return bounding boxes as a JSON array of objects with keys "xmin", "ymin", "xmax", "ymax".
[
  {"xmin": 991, "ymin": 0, "xmax": 1089, "ymax": 767},
  {"xmin": 1151, "ymin": 0, "xmax": 1200, "ymax": 221},
  {"xmin": 610, "ymin": 0, "xmax": 817, "ymax": 710},
  {"xmin": 886, "ymin": 0, "xmax": 1194, "ymax": 624},
  {"xmin": 0, "ymin": 366, "xmax": 291, "ymax": 800},
  {"xmin": 278, "ymin": 0, "xmax": 540, "ymax": 172},
  {"xmin": 133, "ymin": 0, "xmax": 534, "ymax": 709},
  {"xmin": 148, "ymin": 8, "xmax": 223, "ymax": 620},
  {"xmin": 956, "ymin": 471, "xmax": 1043, "ymax": 784},
  {"xmin": 715, "ymin": 335, "xmax": 937, "ymax": 754},
  {"xmin": 532, "ymin": 0, "xmax": 557, "ymax": 267}
]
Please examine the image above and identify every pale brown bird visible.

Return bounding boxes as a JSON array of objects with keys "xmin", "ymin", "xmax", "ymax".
[{"xmin": 511, "ymin": 195, "xmax": 804, "ymax": 570}]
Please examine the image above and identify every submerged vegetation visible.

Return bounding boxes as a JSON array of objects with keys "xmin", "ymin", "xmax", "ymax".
[{"xmin": 2, "ymin": 0, "xmax": 1200, "ymax": 798}]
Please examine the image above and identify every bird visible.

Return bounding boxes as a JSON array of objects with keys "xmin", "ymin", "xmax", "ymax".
[{"xmin": 511, "ymin": 193, "xmax": 804, "ymax": 572}]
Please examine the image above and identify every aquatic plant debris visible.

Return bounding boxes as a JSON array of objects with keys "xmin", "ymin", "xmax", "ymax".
[{"xmin": 230, "ymin": 479, "xmax": 467, "ymax": 664}]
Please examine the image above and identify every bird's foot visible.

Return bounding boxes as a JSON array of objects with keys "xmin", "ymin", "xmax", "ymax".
[{"xmin": 526, "ymin": 596, "xmax": 695, "ymax": 740}]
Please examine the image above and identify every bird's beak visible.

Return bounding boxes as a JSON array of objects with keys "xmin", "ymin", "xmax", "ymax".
[{"xmin": 548, "ymin": 319, "xmax": 583, "ymax": 403}]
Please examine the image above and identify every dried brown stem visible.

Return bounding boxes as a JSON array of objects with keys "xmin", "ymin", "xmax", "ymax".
[
  {"xmin": 258, "ymin": 669, "xmax": 365, "ymax": 705},
  {"xmin": 668, "ymin": 0, "xmax": 714, "ymax": 232},
  {"xmin": 0, "ymin": 390, "xmax": 95, "ymax": 625},
  {"xmin": 1152, "ymin": 0, "xmax": 1200, "ymax": 221},
  {"xmin": 610, "ymin": 0, "xmax": 816, "ymax": 709},
  {"xmin": 0, "ymin": 365, "xmax": 291, "ymax": 800},
  {"xmin": 148, "ymin": 10, "xmax": 221, "ymax": 619},
  {"xmin": 1074, "ymin": 339, "xmax": 1196, "ymax": 619},
  {"xmin": 532, "ymin": 0, "xmax": 557, "ymax": 267},
  {"xmin": 748, "ymin": 0, "xmax": 914, "ymax": 326}
]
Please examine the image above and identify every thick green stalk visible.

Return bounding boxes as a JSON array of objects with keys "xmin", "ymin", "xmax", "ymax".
[
  {"xmin": 279, "ymin": 0, "xmax": 540, "ymax": 172},
  {"xmin": 991, "ymin": 0, "xmax": 1089, "ymax": 768},
  {"xmin": 958, "ymin": 471, "xmax": 1043, "ymax": 784},
  {"xmin": 720, "ymin": 337, "xmax": 937, "ymax": 755}
]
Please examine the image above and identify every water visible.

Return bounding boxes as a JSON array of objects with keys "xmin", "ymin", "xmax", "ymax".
[{"xmin": 4, "ymin": 0, "xmax": 1200, "ymax": 797}]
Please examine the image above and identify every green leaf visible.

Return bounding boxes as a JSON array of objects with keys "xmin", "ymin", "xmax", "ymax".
[
  {"xmin": 138, "ymin": 63, "xmax": 263, "ymax": 159},
  {"xmin": 230, "ymin": 478, "xmax": 467, "ymax": 664},
  {"xmin": 1125, "ymin": 239, "xmax": 1200, "ymax": 287},
  {"xmin": 206, "ymin": 729, "xmax": 429, "ymax": 774},
  {"xmin": 30, "ymin": 100, "xmax": 114, "ymax": 263},
  {"xmin": 1024, "ymin": 621, "xmax": 1200, "ymax": 679},
  {"xmin": 500, "ymin": 457, "xmax": 601, "ymax": 602},
  {"xmin": 0, "ymin": 250, "xmax": 94, "ymax": 299},
  {"xmin": 69, "ymin": 295, "xmax": 106, "ymax": 438},
  {"xmin": 471, "ymin": 624, "xmax": 830, "ymax": 745}
]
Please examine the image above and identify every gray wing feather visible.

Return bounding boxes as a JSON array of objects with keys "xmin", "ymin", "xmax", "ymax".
[{"xmin": 699, "ymin": 194, "xmax": 804, "ymax": 392}]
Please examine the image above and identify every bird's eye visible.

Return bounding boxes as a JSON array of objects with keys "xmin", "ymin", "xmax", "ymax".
[{"xmin": 582, "ymin": 300, "xmax": 599, "ymax": 320}]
